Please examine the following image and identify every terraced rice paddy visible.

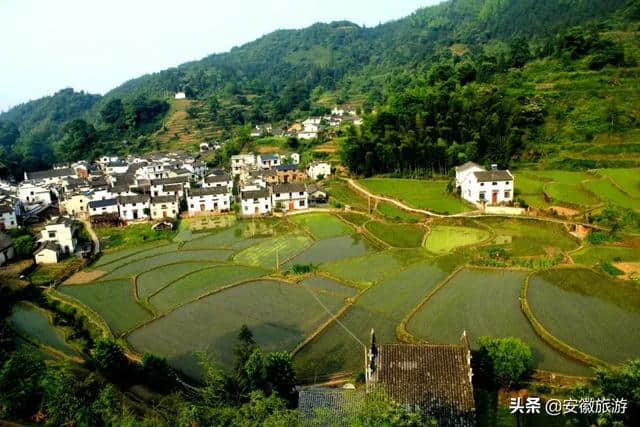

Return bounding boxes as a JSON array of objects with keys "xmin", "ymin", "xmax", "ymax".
[
  {"xmin": 294, "ymin": 262, "xmax": 450, "ymax": 379},
  {"xmin": 234, "ymin": 234, "xmax": 312, "ymax": 268},
  {"xmin": 100, "ymin": 249, "xmax": 233, "ymax": 280},
  {"xmin": 571, "ymin": 246, "xmax": 640, "ymax": 266},
  {"xmin": 407, "ymin": 269, "xmax": 592, "ymax": 376},
  {"xmin": 320, "ymin": 249, "xmax": 427, "ymax": 287},
  {"xmin": 8, "ymin": 302, "xmax": 81, "ymax": 357},
  {"xmin": 583, "ymin": 179, "xmax": 639, "ymax": 210},
  {"xmin": 528, "ymin": 269, "xmax": 640, "ymax": 364},
  {"xmin": 300, "ymin": 276, "xmax": 358, "ymax": 298},
  {"xmin": 95, "ymin": 243, "xmax": 179, "ymax": 272},
  {"xmin": 127, "ymin": 280, "xmax": 346, "ymax": 378},
  {"xmin": 290, "ymin": 213, "xmax": 353, "ymax": 239},
  {"xmin": 59, "ymin": 280, "xmax": 152, "ymax": 335},
  {"xmin": 425, "ymin": 225, "xmax": 490, "ymax": 254},
  {"xmin": 598, "ymin": 168, "xmax": 640, "ymax": 198},
  {"xmin": 365, "ymin": 221, "xmax": 424, "ymax": 248},
  {"xmin": 481, "ymin": 218, "xmax": 578, "ymax": 257},
  {"xmin": 376, "ymin": 202, "xmax": 422, "ymax": 223},
  {"xmin": 136, "ymin": 262, "xmax": 220, "ymax": 299},
  {"xmin": 283, "ymin": 235, "xmax": 377, "ymax": 267},
  {"xmin": 149, "ymin": 265, "xmax": 268, "ymax": 312}
]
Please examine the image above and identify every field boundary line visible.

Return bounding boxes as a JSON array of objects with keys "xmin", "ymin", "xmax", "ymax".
[
  {"xmin": 520, "ymin": 271, "xmax": 609, "ymax": 369},
  {"xmin": 46, "ymin": 288, "xmax": 114, "ymax": 339},
  {"xmin": 91, "ymin": 240, "xmax": 173, "ymax": 270},
  {"xmin": 142, "ymin": 262, "xmax": 234, "ymax": 300},
  {"xmin": 10, "ymin": 301, "xmax": 85, "ymax": 363},
  {"xmin": 396, "ymin": 266, "xmax": 465, "ymax": 344},
  {"xmin": 124, "ymin": 277, "xmax": 276, "ymax": 335}
]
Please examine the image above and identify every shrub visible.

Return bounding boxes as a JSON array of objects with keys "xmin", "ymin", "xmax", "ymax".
[
  {"xmin": 290, "ymin": 264, "xmax": 318, "ymax": 275},
  {"xmin": 476, "ymin": 336, "xmax": 533, "ymax": 389},
  {"xmin": 601, "ymin": 261, "xmax": 624, "ymax": 276}
]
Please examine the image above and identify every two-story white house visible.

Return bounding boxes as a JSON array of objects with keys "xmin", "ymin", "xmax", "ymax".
[
  {"xmin": 39, "ymin": 217, "xmax": 77, "ymax": 255},
  {"xmin": 307, "ymin": 162, "xmax": 331, "ymax": 180},
  {"xmin": 272, "ymin": 183, "xmax": 308, "ymax": 211},
  {"xmin": 186, "ymin": 187, "xmax": 231, "ymax": 216},
  {"xmin": 458, "ymin": 163, "xmax": 514, "ymax": 205},
  {"xmin": 202, "ymin": 172, "xmax": 233, "ymax": 192},
  {"xmin": 150, "ymin": 196, "xmax": 179, "ymax": 220},
  {"xmin": 0, "ymin": 204, "xmax": 17, "ymax": 230},
  {"xmin": 257, "ymin": 154, "xmax": 280, "ymax": 169},
  {"xmin": 241, "ymin": 189, "xmax": 272, "ymax": 216},
  {"xmin": 118, "ymin": 195, "xmax": 150, "ymax": 221},
  {"xmin": 88, "ymin": 198, "xmax": 119, "ymax": 217}
]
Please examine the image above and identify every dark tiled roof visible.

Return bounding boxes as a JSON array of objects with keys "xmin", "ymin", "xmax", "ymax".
[
  {"xmin": 455, "ymin": 162, "xmax": 482, "ymax": 173},
  {"xmin": 151, "ymin": 177, "xmax": 189, "ymax": 186},
  {"xmin": 205, "ymin": 173, "xmax": 231, "ymax": 183},
  {"xmin": 260, "ymin": 154, "xmax": 279, "ymax": 161},
  {"xmin": 163, "ymin": 183, "xmax": 184, "ymax": 192},
  {"xmin": 88, "ymin": 198, "xmax": 117, "ymax": 208},
  {"xmin": 273, "ymin": 183, "xmax": 306, "ymax": 194},
  {"xmin": 473, "ymin": 170, "xmax": 513, "ymax": 182},
  {"xmin": 298, "ymin": 388, "xmax": 364, "ymax": 422},
  {"xmin": 274, "ymin": 164, "xmax": 298, "ymax": 172},
  {"xmin": 35, "ymin": 241, "xmax": 60, "ymax": 254},
  {"xmin": 242, "ymin": 189, "xmax": 270, "ymax": 200},
  {"xmin": 377, "ymin": 344, "xmax": 475, "ymax": 424},
  {"xmin": 107, "ymin": 160, "xmax": 127, "ymax": 167},
  {"xmin": 189, "ymin": 187, "xmax": 229, "ymax": 197},
  {"xmin": 118, "ymin": 195, "xmax": 150, "ymax": 205},
  {"xmin": 151, "ymin": 195, "xmax": 177, "ymax": 204},
  {"xmin": 27, "ymin": 167, "xmax": 74, "ymax": 180},
  {"xmin": 0, "ymin": 232, "xmax": 13, "ymax": 251},
  {"xmin": 251, "ymin": 169, "xmax": 277, "ymax": 178}
]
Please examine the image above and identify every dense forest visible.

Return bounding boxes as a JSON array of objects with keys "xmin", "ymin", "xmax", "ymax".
[{"xmin": 0, "ymin": 0, "xmax": 638, "ymax": 178}]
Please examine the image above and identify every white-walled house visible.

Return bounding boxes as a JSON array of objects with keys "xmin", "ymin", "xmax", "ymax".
[
  {"xmin": 88, "ymin": 198, "xmax": 119, "ymax": 217},
  {"xmin": 0, "ymin": 204, "xmax": 17, "ymax": 230},
  {"xmin": 458, "ymin": 164, "xmax": 514, "ymax": 205},
  {"xmin": 118, "ymin": 195, "xmax": 150, "ymax": 221},
  {"xmin": 18, "ymin": 183, "xmax": 52, "ymax": 205},
  {"xmin": 175, "ymin": 92, "xmax": 186, "ymax": 100},
  {"xmin": 455, "ymin": 162, "xmax": 484, "ymax": 188},
  {"xmin": 307, "ymin": 162, "xmax": 331, "ymax": 180},
  {"xmin": 186, "ymin": 187, "xmax": 231, "ymax": 216},
  {"xmin": 272, "ymin": 183, "xmax": 308, "ymax": 211},
  {"xmin": 257, "ymin": 154, "xmax": 280, "ymax": 169},
  {"xmin": 150, "ymin": 177, "xmax": 189, "ymax": 197},
  {"xmin": 241, "ymin": 189, "xmax": 272, "ymax": 216},
  {"xmin": 290, "ymin": 153, "xmax": 300, "ymax": 164},
  {"xmin": 231, "ymin": 154, "xmax": 256, "ymax": 177},
  {"xmin": 150, "ymin": 196, "xmax": 179, "ymax": 220},
  {"xmin": 34, "ymin": 241, "xmax": 61, "ymax": 264},
  {"xmin": 203, "ymin": 173, "xmax": 233, "ymax": 192},
  {"xmin": 24, "ymin": 167, "xmax": 76, "ymax": 185},
  {"xmin": 39, "ymin": 217, "xmax": 77, "ymax": 255}
]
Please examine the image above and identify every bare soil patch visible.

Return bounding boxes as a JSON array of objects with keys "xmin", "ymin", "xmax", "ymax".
[{"xmin": 64, "ymin": 270, "xmax": 106, "ymax": 284}]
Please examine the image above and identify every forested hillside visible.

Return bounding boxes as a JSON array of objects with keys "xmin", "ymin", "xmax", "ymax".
[{"xmin": 0, "ymin": 0, "xmax": 638, "ymax": 178}]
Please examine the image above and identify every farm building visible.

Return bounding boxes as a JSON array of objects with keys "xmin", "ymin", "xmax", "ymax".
[
  {"xmin": 456, "ymin": 163, "xmax": 514, "ymax": 206},
  {"xmin": 257, "ymin": 154, "xmax": 281, "ymax": 169},
  {"xmin": 34, "ymin": 241, "xmax": 61, "ymax": 264},
  {"xmin": 272, "ymin": 183, "xmax": 308, "ymax": 211},
  {"xmin": 366, "ymin": 330, "xmax": 476, "ymax": 426},
  {"xmin": 174, "ymin": 92, "xmax": 186, "ymax": 100},
  {"xmin": 186, "ymin": 187, "xmax": 231, "ymax": 216},
  {"xmin": 240, "ymin": 189, "xmax": 272, "ymax": 216}
]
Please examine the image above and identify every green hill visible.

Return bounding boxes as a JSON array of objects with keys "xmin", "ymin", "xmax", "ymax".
[{"xmin": 0, "ymin": 0, "xmax": 638, "ymax": 178}]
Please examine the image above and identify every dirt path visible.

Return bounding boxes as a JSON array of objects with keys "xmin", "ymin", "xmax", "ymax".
[
  {"xmin": 81, "ymin": 219, "xmax": 100, "ymax": 255},
  {"xmin": 343, "ymin": 177, "xmax": 608, "ymax": 231}
]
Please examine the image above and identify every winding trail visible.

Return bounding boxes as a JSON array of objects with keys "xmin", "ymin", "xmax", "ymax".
[
  {"xmin": 81, "ymin": 219, "xmax": 100, "ymax": 255},
  {"xmin": 343, "ymin": 177, "xmax": 609, "ymax": 230}
]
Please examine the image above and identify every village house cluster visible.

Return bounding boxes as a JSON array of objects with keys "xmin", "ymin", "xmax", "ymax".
[
  {"xmin": 231, "ymin": 153, "xmax": 330, "ymax": 216},
  {"xmin": 250, "ymin": 105, "xmax": 363, "ymax": 140},
  {"xmin": 0, "ymin": 149, "xmax": 331, "ymax": 264}
]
